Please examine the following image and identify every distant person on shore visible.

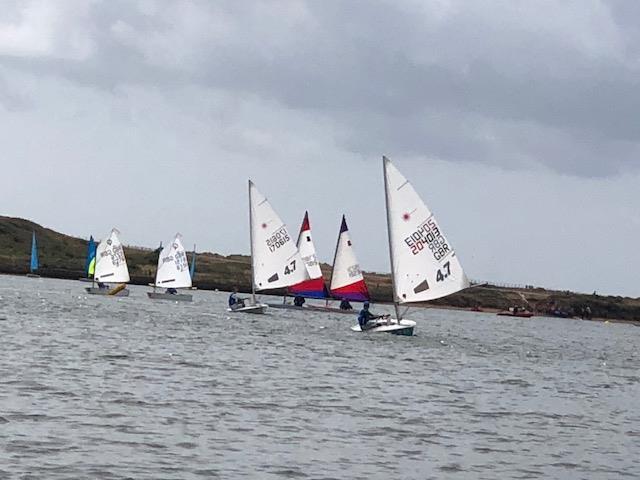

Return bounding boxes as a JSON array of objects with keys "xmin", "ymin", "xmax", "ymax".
[
  {"xmin": 358, "ymin": 302, "xmax": 385, "ymax": 330},
  {"xmin": 339, "ymin": 299, "xmax": 353, "ymax": 310},
  {"xmin": 585, "ymin": 306, "xmax": 592, "ymax": 320},
  {"xmin": 293, "ymin": 295, "xmax": 305, "ymax": 307},
  {"xmin": 229, "ymin": 288, "xmax": 245, "ymax": 310}
]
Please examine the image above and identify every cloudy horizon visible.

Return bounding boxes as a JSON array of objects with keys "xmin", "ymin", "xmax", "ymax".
[{"xmin": 1, "ymin": 0, "xmax": 639, "ymax": 297}]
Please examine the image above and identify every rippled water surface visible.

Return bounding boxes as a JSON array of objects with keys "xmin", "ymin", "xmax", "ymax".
[{"xmin": 0, "ymin": 275, "xmax": 638, "ymax": 479}]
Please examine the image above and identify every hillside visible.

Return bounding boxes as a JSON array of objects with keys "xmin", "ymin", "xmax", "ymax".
[{"xmin": 1, "ymin": 216, "xmax": 639, "ymax": 322}]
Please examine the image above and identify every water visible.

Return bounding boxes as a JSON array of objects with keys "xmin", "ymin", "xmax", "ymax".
[{"xmin": 0, "ymin": 275, "xmax": 638, "ymax": 479}]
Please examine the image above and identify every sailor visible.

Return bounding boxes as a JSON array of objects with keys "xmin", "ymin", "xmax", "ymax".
[
  {"xmin": 293, "ymin": 295, "xmax": 305, "ymax": 307},
  {"xmin": 97, "ymin": 282, "xmax": 108, "ymax": 290},
  {"xmin": 229, "ymin": 288, "xmax": 245, "ymax": 309},
  {"xmin": 339, "ymin": 299, "xmax": 353, "ymax": 310},
  {"xmin": 358, "ymin": 301, "xmax": 380, "ymax": 330},
  {"xmin": 166, "ymin": 287, "xmax": 178, "ymax": 295}
]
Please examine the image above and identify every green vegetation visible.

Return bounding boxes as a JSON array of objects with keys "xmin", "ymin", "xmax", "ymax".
[{"xmin": 1, "ymin": 215, "xmax": 639, "ymax": 322}]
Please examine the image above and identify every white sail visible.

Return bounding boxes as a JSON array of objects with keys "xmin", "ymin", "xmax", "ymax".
[
  {"xmin": 297, "ymin": 212, "xmax": 323, "ymax": 280},
  {"xmin": 249, "ymin": 181, "xmax": 309, "ymax": 290},
  {"xmin": 94, "ymin": 228, "xmax": 130, "ymax": 283},
  {"xmin": 384, "ymin": 156, "xmax": 469, "ymax": 303},
  {"xmin": 329, "ymin": 215, "xmax": 369, "ymax": 301},
  {"xmin": 154, "ymin": 233, "xmax": 192, "ymax": 289}
]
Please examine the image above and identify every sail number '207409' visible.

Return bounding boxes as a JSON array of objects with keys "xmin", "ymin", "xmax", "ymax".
[
  {"xmin": 404, "ymin": 217, "xmax": 450, "ymax": 261},
  {"xmin": 266, "ymin": 227, "xmax": 290, "ymax": 252}
]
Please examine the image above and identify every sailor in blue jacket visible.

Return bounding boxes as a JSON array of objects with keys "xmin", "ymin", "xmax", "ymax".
[{"xmin": 358, "ymin": 302, "xmax": 380, "ymax": 330}]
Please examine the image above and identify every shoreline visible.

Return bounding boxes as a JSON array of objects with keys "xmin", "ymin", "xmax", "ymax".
[
  {"xmin": 4, "ymin": 271, "xmax": 639, "ymax": 326},
  {"xmin": 2, "ymin": 215, "xmax": 639, "ymax": 324}
]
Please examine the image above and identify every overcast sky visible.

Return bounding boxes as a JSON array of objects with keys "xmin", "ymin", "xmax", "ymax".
[{"xmin": 1, "ymin": 0, "xmax": 639, "ymax": 296}]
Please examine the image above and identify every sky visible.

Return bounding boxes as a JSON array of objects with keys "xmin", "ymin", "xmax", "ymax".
[{"xmin": 1, "ymin": 0, "xmax": 639, "ymax": 297}]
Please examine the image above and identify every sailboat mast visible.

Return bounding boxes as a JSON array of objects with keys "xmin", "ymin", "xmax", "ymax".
[
  {"xmin": 248, "ymin": 180, "xmax": 257, "ymax": 304},
  {"xmin": 383, "ymin": 156, "xmax": 402, "ymax": 321},
  {"xmin": 328, "ymin": 216, "xmax": 342, "ymax": 293},
  {"xmin": 153, "ymin": 240, "xmax": 161, "ymax": 292},
  {"xmin": 191, "ymin": 244, "xmax": 196, "ymax": 277},
  {"xmin": 91, "ymin": 236, "xmax": 95, "ymax": 288}
]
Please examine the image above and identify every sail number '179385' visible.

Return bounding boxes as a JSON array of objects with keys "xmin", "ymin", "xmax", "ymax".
[{"xmin": 404, "ymin": 217, "xmax": 450, "ymax": 261}]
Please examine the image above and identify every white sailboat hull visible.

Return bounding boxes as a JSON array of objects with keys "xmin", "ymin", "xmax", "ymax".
[
  {"xmin": 351, "ymin": 318, "xmax": 416, "ymax": 336},
  {"xmin": 147, "ymin": 292, "xmax": 192, "ymax": 302},
  {"xmin": 227, "ymin": 303, "xmax": 269, "ymax": 314}
]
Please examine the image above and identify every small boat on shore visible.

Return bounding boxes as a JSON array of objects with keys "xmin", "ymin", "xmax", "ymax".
[
  {"xmin": 147, "ymin": 233, "xmax": 193, "ymax": 302},
  {"xmin": 85, "ymin": 229, "xmax": 130, "ymax": 296},
  {"xmin": 497, "ymin": 307, "xmax": 534, "ymax": 318}
]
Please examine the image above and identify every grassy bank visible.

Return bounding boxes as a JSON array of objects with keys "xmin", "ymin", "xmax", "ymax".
[{"xmin": 2, "ymin": 215, "xmax": 639, "ymax": 322}]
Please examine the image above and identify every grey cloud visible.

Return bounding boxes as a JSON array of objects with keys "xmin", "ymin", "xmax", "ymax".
[{"xmin": 1, "ymin": 0, "xmax": 639, "ymax": 176}]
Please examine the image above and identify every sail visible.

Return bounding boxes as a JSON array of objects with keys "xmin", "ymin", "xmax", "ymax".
[
  {"xmin": 329, "ymin": 216, "xmax": 369, "ymax": 302},
  {"xmin": 289, "ymin": 211, "xmax": 328, "ymax": 298},
  {"xmin": 30, "ymin": 231, "xmax": 38, "ymax": 273},
  {"xmin": 189, "ymin": 245, "xmax": 196, "ymax": 279},
  {"xmin": 94, "ymin": 228, "xmax": 130, "ymax": 283},
  {"xmin": 249, "ymin": 181, "xmax": 309, "ymax": 290},
  {"xmin": 84, "ymin": 236, "xmax": 96, "ymax": 276},
  {"xmin": 154, "ymin": 233, "xmax": 192, "ymax": 289},
  {"xmin": 384, "ymin": 156, "xmax": 469, "ymax": 303}
]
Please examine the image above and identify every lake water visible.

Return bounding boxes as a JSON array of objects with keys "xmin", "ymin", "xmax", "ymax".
[{"xmin": 0, "ymin": 275, "xmax": 638, "ymax": 479}]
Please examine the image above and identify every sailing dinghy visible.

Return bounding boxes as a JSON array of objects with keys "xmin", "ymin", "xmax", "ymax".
[
  {"xmin": 78, "ymin": 236, "xmax": 96, "ymax": 282},
  {"xmin": 147, "ymin": 234, "xmax": 193, "ymax": 301},
  {"xmin": 85, "ymin": 228, "xmax": 131, "ymax": 296},
  {"xmin": 189, "ymin": 244, "xmax": 198, "ymax": 290},
  {"xmin": 352, "ymin": 157, "xmax": 470, "ymax": 335},
  {"xmin": 229, "ymin": 181, "xmax": 309, "ymax": 314},
  {"xmin": 26, "ymin": 231, "xmax": 40, "ymax": 278},
  {"xmin": 273, "ymin": 214, "xmax": 371, "ymax": 315},
  {"xmin": 327, "ymin": 215, "xmax": 370, "ymax": 312},
  {"xmin": 267, "ymin": 211, "xmax": 330, "ymax": 310}
]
